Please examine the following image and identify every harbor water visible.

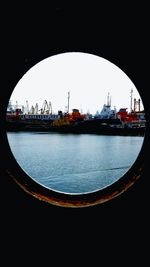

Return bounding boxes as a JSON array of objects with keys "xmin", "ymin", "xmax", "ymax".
[{"xmin": 7, "ymin": 132, "xmax": 144, "ymax": 194}]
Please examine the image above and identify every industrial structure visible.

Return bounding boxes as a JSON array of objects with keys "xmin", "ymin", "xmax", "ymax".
[{"xmin": 6, "ymin": 90, "xmax": 146, "ymax": 135}]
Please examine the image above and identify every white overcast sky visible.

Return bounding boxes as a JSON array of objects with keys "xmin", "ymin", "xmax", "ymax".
[{"xmin": 10, "ymin": 52, "xmax": 143, "ymax": 114}]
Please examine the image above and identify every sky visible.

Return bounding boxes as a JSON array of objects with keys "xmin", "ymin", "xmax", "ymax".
[{"xmin": 9, "ymin": 52, "xmax": 144, "ymax": 115}]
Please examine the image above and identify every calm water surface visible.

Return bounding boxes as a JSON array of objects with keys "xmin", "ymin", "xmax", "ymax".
[{"xmin": 7, "ymin": 132, "xmax": 144, "ymax": 194}]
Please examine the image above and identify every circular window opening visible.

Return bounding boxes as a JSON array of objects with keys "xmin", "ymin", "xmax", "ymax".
[{"xmin": 6, "ymin": 52, "xmax": 146, "ymax": 207}]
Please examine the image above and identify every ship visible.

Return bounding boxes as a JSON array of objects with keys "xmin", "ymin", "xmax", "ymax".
[{"xmin": 6, "ymin": 92, "xmax": 146, "ymax": 136}]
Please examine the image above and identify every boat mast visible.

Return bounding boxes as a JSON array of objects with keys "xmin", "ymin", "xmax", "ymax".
[
  {"xmin": 67, "ymin": 91, "xmax": 70, "ymax": 114},
  {"xmin": 130, "ymin": 89, "xmax": 133, "ymax": 112},
  {"xmin": 107, "ymin": 92, "xmax": 111, "ymax": 107}
]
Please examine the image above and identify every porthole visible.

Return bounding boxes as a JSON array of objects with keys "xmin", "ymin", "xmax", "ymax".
[{"xmin": 4, "ymin": 52, "xmax": 146, "ymax": 208}]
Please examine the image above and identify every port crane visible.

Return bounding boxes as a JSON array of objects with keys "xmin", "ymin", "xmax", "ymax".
[
  {"xmin": 34, "ymin": 103, "xmax": 39, "ymax": 114},
  {"xmin": 29, "ymin": 103, "xmax": 39, "ymax": 114},
  {"xmin": 29, "ymin": 105, "xmax": 35, "ymax": 114},
  {"xmin": 39, "ymin": 100, "xmax": 52, "ymax": 114}
]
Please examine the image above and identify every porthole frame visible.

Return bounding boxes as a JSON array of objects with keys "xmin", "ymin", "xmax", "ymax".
[{"xmin": 2, "ymin": 51, "xmax": 148, "ymax": 208}]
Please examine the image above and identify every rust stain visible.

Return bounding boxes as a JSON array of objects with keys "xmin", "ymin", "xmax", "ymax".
[{"xmin": 6, "ymin": 163, "xmax": 144, "ymax": 208}]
